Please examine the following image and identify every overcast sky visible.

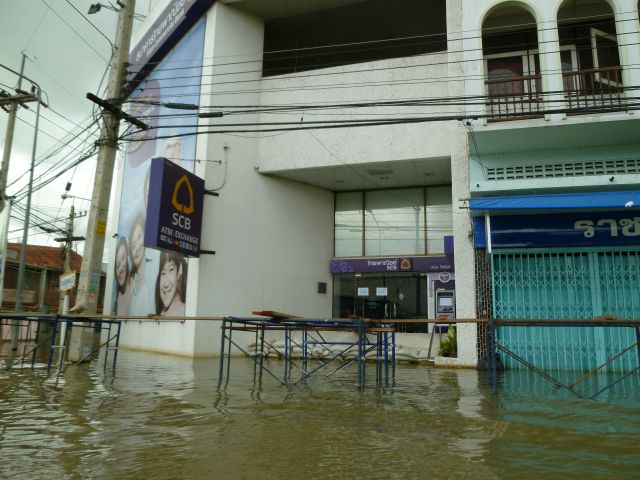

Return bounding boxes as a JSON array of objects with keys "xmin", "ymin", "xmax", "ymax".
[{"xmin": 0, "ymin": 0, "xmax": 152, "ymax": 256}]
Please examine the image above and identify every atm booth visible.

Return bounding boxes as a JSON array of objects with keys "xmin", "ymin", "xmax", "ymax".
[{"xmin": 330, "ymin": 256, "xmax": 455, "ymax": 333}]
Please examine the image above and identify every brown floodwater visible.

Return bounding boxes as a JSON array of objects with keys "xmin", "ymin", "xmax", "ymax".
[{"xmin": 1, "ymin": 344, "xmax": 639, "ymax": 479}]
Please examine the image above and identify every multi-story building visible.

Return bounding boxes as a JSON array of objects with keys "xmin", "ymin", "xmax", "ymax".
[{"xmin": 107, "ymin": 0, "xmax": 640, "ymax": 367}]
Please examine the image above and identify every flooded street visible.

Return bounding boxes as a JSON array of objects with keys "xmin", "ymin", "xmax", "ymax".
[{"xmin": 1, "ymin": 347, "xmax": 640, "ymax": 479}]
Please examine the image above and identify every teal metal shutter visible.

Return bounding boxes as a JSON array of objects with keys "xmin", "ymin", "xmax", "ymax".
[{"xmin": 492, "ymin": 249, "xmax": 640, "ymax": 372}]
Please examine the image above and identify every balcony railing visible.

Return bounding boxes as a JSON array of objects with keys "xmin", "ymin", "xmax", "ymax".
[
  {"xmin": 485, "ymin": 74, "xmax": 543, "ymax": 121},
  {"xmin": 562, "ymin": 66, "xmax": 624, "ymax": 112},
  {"xmin": 485, "ymin": 66, "xmax": 625, "ymax": 121}
]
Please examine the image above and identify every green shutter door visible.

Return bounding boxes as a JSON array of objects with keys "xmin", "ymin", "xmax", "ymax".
[{"xmin": 492, "ymin": 248, "xmax": 640, "ymax": 372}]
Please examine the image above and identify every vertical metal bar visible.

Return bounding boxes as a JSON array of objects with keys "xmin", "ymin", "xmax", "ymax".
[
  {"xmin": 30, "ymin": 318, "xmax": 41, "ymax": 369},
  {"xmin": 258, "ymin": 326, "xmax": 265, "ymax": 383},
  {"xmin": 391, "ymin": 330, "xmax": 396, "ymax": 382},
  {"xmin": 358, "ymin": 318, "xmax": 365, "ymax": 387},
  {"xmin": 55, "ymin": 320, "xmax": 72, "ymax": 383},
  {"xmin": 376, "ymin": 331, "xmax": 381, "ymax": 385},
  {"xmin": 227, "ymin": 323, "xmax": 234, "ymax": 383},
  {"xmin": 302, "ymin": 329, "xmax": 308, "ymax": 375},
  {"xmin": 104, "ymin": 320, "xmax": 113, "ymax": 370},
  {"xmin": 112, "ymin": 321, "xmax": 122, "ymax": 372},
  {"xmin": 384, "ymin": 330, "xmax": 389, "ymax": 386},
  {"xmin": 253, "ymin": 327, "xmax": 259, "ymax": 381},
  {"xmin": 218, "ymin": 320, "xmax": 226, "ymax": 381},
  {"xmin": 490, "ymin": 318, "xmax": 498, "ymax": 394},
  {"xmin": 21, "ymin": 319, "xmax": 31, "ymax": 368},
  {"xmin": 46, "ymin": 316, "xmax": 59, "ymax": 374},
  {"xmin": 284, "ymin": 327, "xmax": 290, "ymax": 383}
]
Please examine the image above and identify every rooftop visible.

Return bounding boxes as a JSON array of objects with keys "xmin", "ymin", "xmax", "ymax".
[{"xmin": 5, "ymin": 243, "xmax": 82, "ymax": 272}]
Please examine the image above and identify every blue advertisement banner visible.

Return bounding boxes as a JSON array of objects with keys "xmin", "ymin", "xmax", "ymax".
[
  {"xmin": 474, "ymin": 211, "xmax": 640, "ymax": 248},
  {"xmin": 112, "ymin": 20, "xmax": 205, "ymax": 317},
  {"xmin": 145, "ymin": 157, "xmax": 204, "ymax": 257},
  {"xmin": 127, "ymin": 0, "xmax": 215, "ymax": 93},
  {"xmin": 331, "ymin": 256, "xmax": 453, "ymax": 274}
]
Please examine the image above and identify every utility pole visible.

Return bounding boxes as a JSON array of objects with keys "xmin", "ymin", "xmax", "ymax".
[
  {"xmin": 54, "ymin": 204, "xmax": 85, "ymax": 367},
  {"xmin": 10, "ymin": 64, "xmax": 45, "ymax": 351},
  {"xmin": 69, "ymin": 0, "xmax": 136, "ymax": 361},
  {"xmin": 55, "ymin": 203, "xmax": 86, "ymax": 308},
  {"xmin": 0, "ymin": 53, "xmax": 27, "ymax": 215}
]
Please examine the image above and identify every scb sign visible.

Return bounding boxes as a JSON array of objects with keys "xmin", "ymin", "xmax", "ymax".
[{"xmin": 145, "ymin": 157, "xmax": 204, "ymax": 257}]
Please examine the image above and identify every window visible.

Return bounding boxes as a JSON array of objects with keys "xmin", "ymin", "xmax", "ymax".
[
  {"xmin": 334, "ymin": 187, "xmax": 452, "ymax": 257},
  {"xmin": 365, "ymin": 189, "xmax": 424, "ymax": 256},
  {"xmin": 335, "ymin": 192, "xmax": 363, "ymax": 257},
  {"xmin": 590, "ymin": 28, "xmax": 622, "ymax": 87},
  {"xmin": 263, "ymin": 0, "xmax": 446, "ymax": 77}
]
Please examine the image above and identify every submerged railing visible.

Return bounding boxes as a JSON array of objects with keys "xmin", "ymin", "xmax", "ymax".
[{"xmin": 485, "ymin": 317, "xmax": 640, "ymax": 400}]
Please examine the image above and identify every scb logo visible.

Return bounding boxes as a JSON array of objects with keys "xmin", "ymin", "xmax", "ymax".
[{"xmin": 171, "ymin": 174, "xmax": 194, "ymax": 230}]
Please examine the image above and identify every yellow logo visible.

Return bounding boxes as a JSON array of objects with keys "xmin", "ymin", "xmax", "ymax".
[
  {"xmin": 400, "ymin": 259, "xmax": 412, "ymax": 270},
  {"xmin": 171, "ymin": 174, "xmax": 195, "ymax": 214}
]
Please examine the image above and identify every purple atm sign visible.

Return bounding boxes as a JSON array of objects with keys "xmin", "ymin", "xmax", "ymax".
[{"xmin": 145, "ymin": 157, "xmax": 204, "ymax": 257}]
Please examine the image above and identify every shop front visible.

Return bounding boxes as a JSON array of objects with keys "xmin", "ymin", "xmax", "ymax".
[
  {"xmin": 330, "ymin": 255, "xmax": 454, "ymax": 333},
  {"xmin": 472, "ymin": 191, "xmax": 640, "ymax": 371}
]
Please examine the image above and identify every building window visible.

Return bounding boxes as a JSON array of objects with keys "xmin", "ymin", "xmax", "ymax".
[
  {"xmin": 365, "ymin": 188, "xmax": 425, "ymax": 256},
  {"xmin": 334, "ymin": 186, "xmax": 452, "ymax": 257},
  {"xmin": 263, "ymin": 0, "xmax": 447, "ymax": 77},
  {"xmin": 334, "ymin": 192, "xmax": 363, "ymax": 257}
]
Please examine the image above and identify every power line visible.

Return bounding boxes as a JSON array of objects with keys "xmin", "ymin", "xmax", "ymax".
[
  {"xmin": 38, "ymin": 0, "xmax": 109, "ymax": 62},
  {"xmin": 24, "ymin": 0, "xmax": 55, "ymax": 50},
  {"xmin": 63, "ymin": 0, "xmax": 115, "ymax": 50},
  {"xmin": 117, "ymin": 103, "xmax": 640, "ymax": 144},
  {"xmin": 126, "ymin": 8, "xmax": 636, "ymax": 72}
]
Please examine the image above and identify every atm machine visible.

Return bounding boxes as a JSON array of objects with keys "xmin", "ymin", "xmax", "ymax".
[
  {"xmin": 435, "ymin": 289, "xmax": 456, "ymax": 322},
  {"xmin": 427, "ymin": 288, "xmax": 456, "ymax": 359}
]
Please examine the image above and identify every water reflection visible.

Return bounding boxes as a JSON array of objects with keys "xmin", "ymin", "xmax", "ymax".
[{"xmin": 1, "ymin": 347, "xmax": 639, "ymax": 479}]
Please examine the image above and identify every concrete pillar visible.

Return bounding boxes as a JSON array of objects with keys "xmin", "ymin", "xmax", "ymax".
[
  {"xmin": 613, "ymin": 0, "xmax": 640, "ymax": 103},
  {"xmin": 537, "ymin": 7, "xmax": 566, "ymax": 121},
  {"xmin": 460, "ymin": 2, "xmax": 486, "ymax": 122},
  {"xmin": 448, "ymin": 0, "xmax": 477, "ymax": 367}
]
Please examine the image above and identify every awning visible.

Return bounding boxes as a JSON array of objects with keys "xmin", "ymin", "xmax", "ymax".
[{"xmin": 469, "ymin": 191, "xmax": 640, "ymax": 212}]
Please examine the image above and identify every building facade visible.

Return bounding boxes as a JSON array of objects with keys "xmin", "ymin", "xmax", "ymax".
[{"xmin": 105, "ymin": 0, "xmax": 640, "ymax": 366}]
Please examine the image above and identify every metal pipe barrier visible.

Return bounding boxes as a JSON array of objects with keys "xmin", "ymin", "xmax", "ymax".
[
  {"xmin": 218, "ymin": 315, "xmax": 396, "ymax": 389},
  {"xmin": 0, "ymin": 313, "xmax": 123, "ymax": 379},
  {"xmin": 487, "ymin": 318, "xmax": 640, "ymax": 400}
]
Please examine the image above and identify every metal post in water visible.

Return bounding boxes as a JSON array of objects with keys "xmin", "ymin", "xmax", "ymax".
[
  {"xmin": 46, "ymin": 316, "xmax": 59, "ymax": 374},
  {"xmin": 392, "ymin": 331, "xmax": 396, "ymax": 382},
  {"xmin": 258, "ymin": 327, "xmax": 264, "ymax": 383},
  {"xmin": 104, "ymin": 320, "xmax": 113, "ymax": 370},
  {"xmin": 284, "ymin": 327, "xmax": 289, "ymax": 382},
  {"xmin": 489, "ymin": 319, "xmax": 498, "ymax": 394},
  {"xmin": 112, "ymin": 321, "xmax": 122, "ymax": 372},
  {"xmin": 253, "ymin": 328, "xmax": 259, "ymax": 381},
  {"xmin": 31, "ymin": 319, "xmax": 41, "ymax": 369},
  {"xmin": 218, "ymin": 320, "xmax": 226, "ymax": 382},
  {"xmin": 384, "ymin": 330, "xmax": 389, "ymax": 386}
]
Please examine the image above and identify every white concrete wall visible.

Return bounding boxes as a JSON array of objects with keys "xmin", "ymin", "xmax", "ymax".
[
  {"xmin": 115, "ymin": 0, "xmax": 481, "ymax": 361},
  {"xmin": 447, "ymin": 0, "xmax": 477, "ymax": 367},
  {"xmin": 255, "ymin": 52, "xmax": 457, "ymax": 172},
  {"xmin": 192, "ymin": 3, "xmax": 335, "ymax": 355}
]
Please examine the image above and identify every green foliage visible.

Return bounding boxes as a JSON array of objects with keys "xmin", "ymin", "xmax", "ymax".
[{"xmin": 438, "ymin": 325, "xmax": 457, "ymax": 358}]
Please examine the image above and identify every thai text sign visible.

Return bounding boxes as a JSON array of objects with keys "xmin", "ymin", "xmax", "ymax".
[
  {"xmin": 330, "ymin": 256, "xmax": 453, "ymax": 273},
  {"xmin": 474, "ymin": 211, "xmax": 640, "ymax": 248},
  {"xmin": 145, "ymin": 157, "xmax": 205, "ymax": 257},
  {"xmin": 59, "ymin": 271, "xmax": 76, "ymax": 292}
]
